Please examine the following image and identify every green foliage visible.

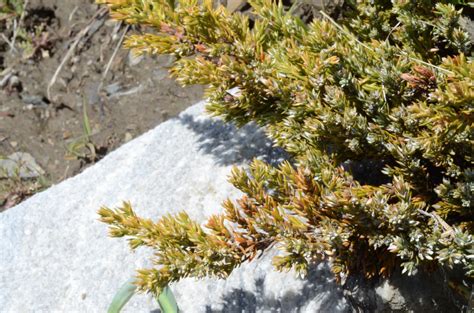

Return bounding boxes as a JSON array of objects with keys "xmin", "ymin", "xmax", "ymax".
[
  {"xmin": 66, "ymin": 99, "xmax": 100, "ymax": 163},
  {"xmin": 0, "ymin": 0, "xmax": 23, "ymax": 36},
  {"xmin": 107, "ymin": 278, "xmax": 179, "ymax": 313},
  {"xmin": 157, "ymin": 285, "xmax": 179, "ymax": 312},
  {"xmin": 98, "ymin": 0, "xmax": 473, "ymax": 297},
  {"xmin": 108, "ymin": 278, "xmax": 137, "ymax": 313},
  {"xmin": 0, "ymin": 0, "xmax": 23, "ymax": 19}
]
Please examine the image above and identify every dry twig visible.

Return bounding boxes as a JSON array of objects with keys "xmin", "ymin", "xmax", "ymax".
[
  {"xmin": 10, "ymin": 0, "xmax": 29, "ymax": 53},
  {"xmin": 97, "ymin": 24, "xmax": 129, "ymax": 94},
  {"xmin": 47, "ymin": 7, "xmax": 108, "ymax": 100}
]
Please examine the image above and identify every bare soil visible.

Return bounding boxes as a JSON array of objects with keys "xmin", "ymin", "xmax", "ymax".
[{"xmin": 0, "ymin": 0, "xmax": 203, "ymax": 209}]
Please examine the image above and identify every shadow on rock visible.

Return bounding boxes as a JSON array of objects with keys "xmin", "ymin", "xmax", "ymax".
[
  {"xmin": 344, "ymin": 267, "xmax": 466, "ymax": 312},
  {"xmin": 204, "ymin": 263, "xmax": 349, "ymax": 313},
  {"xmin": 178, "ymin": 114, "xmax": 288, "ymax": 166}
]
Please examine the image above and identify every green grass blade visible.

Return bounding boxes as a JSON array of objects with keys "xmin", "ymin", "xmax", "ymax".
[
  {"xmin": 82, "ymin": 98, "xmax": 92, "ymax": 138},
  {"xmin": 107, "ymin": 278, "xmax": 137, "ymax": 313},
  {"xmin": 157, "ymin": 286, "xmax": 179, "ymax": 313}
]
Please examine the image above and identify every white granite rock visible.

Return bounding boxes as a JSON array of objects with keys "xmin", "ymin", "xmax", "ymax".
[
  {"xmin": 0, "ymin": 101, "xmax": 347, "ymax": 312},
  {"xmin": 0, "ymin": 101, "xmax": 463, "ymax": 312}
]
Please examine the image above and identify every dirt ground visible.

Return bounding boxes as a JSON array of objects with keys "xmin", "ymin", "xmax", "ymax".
[{"xmin": 0, "ymin": 0, "xmax": 204, "ymax": 210}]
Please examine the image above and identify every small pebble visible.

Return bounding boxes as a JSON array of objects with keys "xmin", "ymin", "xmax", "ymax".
[
  {"xmin": 128, "ymin": 51, "xmax": 144, "ymax": 66},
  {"xmin": 105, "ymin": 82, "xmax": 122, "ymax": 96},
  {"xmin": 124, "ymin": 132, "xmax": 133, "ymax": 142}
]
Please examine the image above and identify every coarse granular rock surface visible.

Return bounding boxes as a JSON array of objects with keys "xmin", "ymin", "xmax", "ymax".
[{"xmin": 0, "ymin": 101, "xmax": 463, "ymax": 312}]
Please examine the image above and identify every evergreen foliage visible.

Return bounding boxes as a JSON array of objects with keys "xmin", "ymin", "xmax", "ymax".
[{"xmin": 97, "ymin": 0, "xmax": 473, "ymax": 297}]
